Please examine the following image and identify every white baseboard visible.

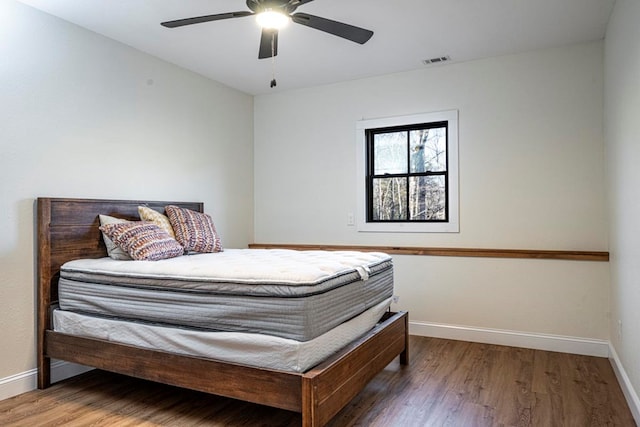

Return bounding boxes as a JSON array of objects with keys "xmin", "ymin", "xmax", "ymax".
[
  {"xmin": 409, "ymin": 320, "xmax": 610, "ymax": 357},
  {"xmin": 0, "ymin": 361, "xmax": 92, "ymax": 401},
  {"xmin": 609, "ymin": 344, "xmax": 640, "ymax": 425}
]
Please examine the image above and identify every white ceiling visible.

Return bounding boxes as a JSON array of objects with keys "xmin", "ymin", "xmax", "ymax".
[{"xmin": 19, "ymin": 0, "xmax": 615, "ymax": 95}]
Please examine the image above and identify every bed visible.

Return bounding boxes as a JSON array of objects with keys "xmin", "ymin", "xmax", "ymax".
[{"xmin": 36, "ymin": 197, "xmax": 409, "ymax": 427}]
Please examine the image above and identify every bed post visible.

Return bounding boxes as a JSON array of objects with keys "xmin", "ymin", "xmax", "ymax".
[
  {"xmin": 36, "ymin": 198, "xmax": 52, "ymax": 389},
  {"xmin": 301, "ymin": 377, "xmax": 318, "ymax": 427},
  {"xmin": 400, "ymin": 310, "xmax": 409, "ymax": 365}
]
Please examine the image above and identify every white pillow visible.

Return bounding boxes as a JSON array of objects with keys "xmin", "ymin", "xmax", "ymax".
[{"xmin": 99, "ymin": 214, "xmax": 132, "ymax": 260}]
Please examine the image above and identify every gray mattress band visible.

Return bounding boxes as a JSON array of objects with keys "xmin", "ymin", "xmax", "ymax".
[{"xmin": 58, "ymin": 268, "xmax": 393, "ymax": 341}]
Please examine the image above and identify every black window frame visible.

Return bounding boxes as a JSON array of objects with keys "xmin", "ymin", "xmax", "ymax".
[{"xmin": 365, "ymin": 120, "xmax": 450, "ymax": 223}]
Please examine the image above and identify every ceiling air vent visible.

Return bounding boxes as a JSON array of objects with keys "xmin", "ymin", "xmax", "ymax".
[{"xmin": 422, "ymin": 55, "xmax": 451, "ymax": 65}]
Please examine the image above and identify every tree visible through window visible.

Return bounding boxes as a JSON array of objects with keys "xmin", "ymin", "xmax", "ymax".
[{"xmin": 367, "ymin": 121, "xmax": 449, "ymax": 222}]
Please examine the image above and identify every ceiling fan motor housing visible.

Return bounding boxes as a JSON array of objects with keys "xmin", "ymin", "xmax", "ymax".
[{"xmin": 246, "ymin": 0, "xmax": 299, "ymax": 15}]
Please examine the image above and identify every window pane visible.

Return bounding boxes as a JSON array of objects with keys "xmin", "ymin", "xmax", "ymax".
[
  {"xmin": 409, "ymin": 175, "xmax": 446, "ymax": 220},
  {"xmin": 372, "ymin": 177, "xmax": 407, "ymax": 220},
  {"xmin": 410, "ymin": 127, "xmax": 447, "ymax": 173},
  {"xmin": 373, "ymin": 132, "xmax": 408, "ymax": 175}
]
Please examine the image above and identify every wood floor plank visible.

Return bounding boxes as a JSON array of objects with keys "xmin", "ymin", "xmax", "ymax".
[{"xmin": 0, "ymin": 337, "xmax": 635, "ymax": 426}]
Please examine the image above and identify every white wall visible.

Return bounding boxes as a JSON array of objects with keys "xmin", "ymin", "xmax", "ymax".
[
  {"xmin": 254, "ymin": 42, "xmax": 609, "ymax": 342},
  {"xmin": 604, "ymin": 0, "xmax": 640, "ymax": 414},
  {"xmin": 0, "ymin": 1, "xmax": 254, "ymax": 380}
]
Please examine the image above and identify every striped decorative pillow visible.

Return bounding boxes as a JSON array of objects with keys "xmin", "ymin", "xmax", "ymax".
[
  {"xmin": 99, "ymin": 222, "xmax": 184, "ymax": 261},
  {"xmin": 165, "ymin": 205, "xmax": 223, "ymax": 253}
]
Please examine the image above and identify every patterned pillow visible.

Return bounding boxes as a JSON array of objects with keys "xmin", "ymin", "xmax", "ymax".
[
  {"xmin": 99, "ymin": 222, "xmax": 184, "ymax": 261},
  {"xmin": 138, "ymin": 206, "xmax": 175, "ymax": 238},
  {"xmin": 165, "ymin": 205, "xmax": 222, "ymax": 253},
  {"xmin": 99, "ymin": 214, "xmax": 132, "ymax": 260}
]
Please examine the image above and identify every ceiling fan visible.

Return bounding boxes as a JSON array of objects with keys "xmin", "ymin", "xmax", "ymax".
[{"xmin": 160, "ymin": 0, "xmax": 374, "ymax": 60}]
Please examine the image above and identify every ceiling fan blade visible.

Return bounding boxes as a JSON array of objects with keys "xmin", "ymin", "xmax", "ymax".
[
  {"xmin": 259, "ymin": 29, "xmax": 279, "ymax": 59},
  {"xmin": 291, "ymin": 13, "xmax": 373, "ymax": 44},
  {"xmin": 161, "ymin": 11, "xmax": 253, "ymax": 28},
  {"xmin": 292, "ymin": 0, "xmax": 316, "ymax": 5}
]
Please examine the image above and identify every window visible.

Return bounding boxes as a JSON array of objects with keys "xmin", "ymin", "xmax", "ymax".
[{"xmin": 356, "ymin": 110, "xmax": 459, "ymax": 233}]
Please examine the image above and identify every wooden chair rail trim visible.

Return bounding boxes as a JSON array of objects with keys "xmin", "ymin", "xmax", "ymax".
[{"xmin": 248, "ymin": 243, "xmax": 609, "ymax": 262}]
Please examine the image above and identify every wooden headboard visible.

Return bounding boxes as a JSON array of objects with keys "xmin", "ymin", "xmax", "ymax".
[{"xmin": 36, "ymin": 197, "xmax": 203, "ymax": 387}]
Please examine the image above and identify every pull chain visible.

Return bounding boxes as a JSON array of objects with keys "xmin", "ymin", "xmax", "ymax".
[{"xmin": 270, "ymin": 33, "xmax": 277, "ymax": 88}]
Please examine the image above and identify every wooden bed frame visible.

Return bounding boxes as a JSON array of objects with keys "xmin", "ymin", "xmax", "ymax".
[{"xmin": 36, "ymin": 197, "xmax": 409, "ymax": 427}]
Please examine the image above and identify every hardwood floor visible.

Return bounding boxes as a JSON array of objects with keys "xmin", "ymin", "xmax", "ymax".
[{"xmin": 1, "ymin": 336, "xmax": 635, "ymax": 426}]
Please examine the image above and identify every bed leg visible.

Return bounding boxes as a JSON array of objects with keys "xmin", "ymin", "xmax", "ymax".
[
  {"xmin": 38, "ymin": 354, "xmax": 51, "ymax": 389},
  {"xmin": 400, "ymin": 312, "xmax": 409, "ymax": 366},
  {"xmin": 301, "ymin": 378, "xmax": 318, "ymax": 427}
]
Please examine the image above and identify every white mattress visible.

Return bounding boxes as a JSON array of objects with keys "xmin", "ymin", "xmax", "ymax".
[
  {"xmin": 60, "ymin": 249, "xmax": 393, "ymax": 293},
  {"xmin": 52, "ymin": 297, "xmax": 392, "ymax": 373},
  {"xmin": 58, "ymin": 249, "xmax": 394, "ymax": 341}
]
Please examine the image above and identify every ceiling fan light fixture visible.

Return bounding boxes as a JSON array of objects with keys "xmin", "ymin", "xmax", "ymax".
[{"xmin": 256, "ymin": 10, "xmax": 290, "ymax": 29}]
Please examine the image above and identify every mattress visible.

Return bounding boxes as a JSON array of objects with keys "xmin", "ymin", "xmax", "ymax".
[
  {"xmin": 58, "ymin": 249, "xmax": 394, "ymax": 341},
  {"xmin": 53, "ymin": 297, "xmax": 393, "ymax": 373}
]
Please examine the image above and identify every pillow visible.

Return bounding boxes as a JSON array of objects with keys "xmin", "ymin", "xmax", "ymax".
[
  {"xmin": 165, "ymin": 205, "xmax": 222, "ymax": 253},
  {"xmin": 138, "ymin": 206, "xmax": 175, "ymax": 238},
  {"xmin": 99, "ymin": 214, "xmax": 132, "ymax": 260},
  {"xmin": 99, "ymin": 221, "xmax": 184, "ymax": 261}
]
